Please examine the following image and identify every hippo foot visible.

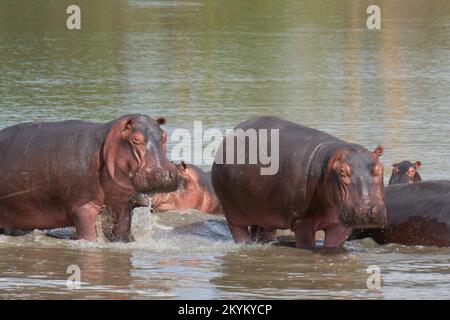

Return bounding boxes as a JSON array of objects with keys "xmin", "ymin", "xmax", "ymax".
[{"xmin": 227, "ymin": 221, "xmax": 252, "ymax": 243}]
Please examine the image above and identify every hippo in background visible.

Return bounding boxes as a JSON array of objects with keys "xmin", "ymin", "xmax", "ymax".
[
  {"xmin": 150, "ymin": 161, "xmax": 222, "ymax": 214},
  {"xmin": 0, "ymin": 114, "xmax": 178, "ymax": 242},
  {"xmin": 212, "ymin": 116, "xmax": 387, "ymax": 249},
  {"xmin": 350, "ymin": 181, "xmax": 450, "ymax": 246},
  {"xmin": 389, "ymin": 160, "xmax": 421, "ymax": 185}
]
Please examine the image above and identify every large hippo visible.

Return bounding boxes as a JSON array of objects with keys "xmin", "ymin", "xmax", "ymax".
[
  {"xmin": 388, "ymin": 160, "xmax": 422, "ymax": 185},
  {"xmin": 0, "ymin": 114, "xmax": 178, "ymax": 241},
  {"xmin": 350, "ymin": 181, "xmax": 450, "ymax": 246},
  {"xmin": 150, "ymin": 161, "xmax": 222, "ymax": 214},
  {"xmin": 211, "ymin": 116, "xmax": 387, "ymax": 249}
]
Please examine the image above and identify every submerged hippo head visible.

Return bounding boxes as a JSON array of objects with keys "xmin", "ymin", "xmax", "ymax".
[
  {"xmin": 102, "ymin": 114, "xmax": 178, "ymax": 194},
  {"xmin": 388, "ymin": 160, "xmax": 422, "ymax": 185},
  {"xmin": 150, "ymin": 161, "xmax": 208, "ymax": 212},
  {"xmin": 325, "ymin": 145, "xmax": 387, "ymax": 228}
]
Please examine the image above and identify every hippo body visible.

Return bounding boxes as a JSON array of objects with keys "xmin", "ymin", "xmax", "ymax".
[
  {"xmin": 0, "ymin": 114, "xmax": 177, "ymax": 241},
  {"xmin": 350, "ymin": 181, "xmax": 450, "ymax": 246},
  {"xmin": 150, "ymin": 162, "xmax": 222, "ymax": 214},
  {"xmin": 212, "ymin": 116, "xmax": 386, "ymax": 248}
]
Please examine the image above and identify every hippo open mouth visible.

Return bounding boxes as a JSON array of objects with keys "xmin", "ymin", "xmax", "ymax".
[{"xmin": 339, "ymin": 206, "xmax": 387, "ymax": 228}]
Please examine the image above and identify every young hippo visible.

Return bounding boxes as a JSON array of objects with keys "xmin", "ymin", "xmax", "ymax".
[
  {"xmin": 150, "ymin": 161, "xmax": 222, "ymax": 214},
  {"xmin": 388, "ymin": 160, "xmax": 422, "ymax": 185},
  {"xmin": 212, "ymin": 116, "xmax": 387, "ymax": 249}
]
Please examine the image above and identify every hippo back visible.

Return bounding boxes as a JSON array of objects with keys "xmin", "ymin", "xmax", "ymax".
[{"xmin": 0, "ymin": 120, "xmax": 106, "ymax": 200}]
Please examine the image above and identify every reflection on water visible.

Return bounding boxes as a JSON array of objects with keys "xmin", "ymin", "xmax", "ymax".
[{"xmin": 0, "ymin": 0, "xmax": 450, "ymax": 299}]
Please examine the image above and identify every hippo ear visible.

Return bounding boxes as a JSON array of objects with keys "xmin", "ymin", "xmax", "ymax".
[
  {"xmin": 415, "ymin": 161, "xmax": 421, "ymax": 169},
  {"xmin": 180, "ymin": 160, "xmax": 187, "ymax": 171},
  {"xmin": 156, "ymin": 117, "xmax": 166, "ymax": 126},
  {"xmin": 161, "ymin": 130, "xmax": 168, "ymax": 154},
  {"xmin": 102, "ymin": 116, "xmax": 134, "ymax": 179},
  {"xmin": 392, "ymin": 163, "xmax": 399, "ymax": 173},
  {"xmin": 373, "ymin": 145, "xmax": 384, "ymax": 158},
  {"xmin": 125, "ymin": 118, "xmax": 135, "ymax": 131}
]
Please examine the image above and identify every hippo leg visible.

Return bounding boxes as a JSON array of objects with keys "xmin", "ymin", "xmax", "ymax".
[
  {"xmin": 324, "ymin": 224, "xmax": 352, "ymax": 248},
  {"xmin": 263, "ymin": 229, "xmax": 277, "ymax": 242},
  {"xmin": 227, "ymin": 220, "xmax": 252, "ymax": 243},
  {"xmin": 249, "ymin": 226, "xmax": 259, "ymax": 241},
  {"xmin": 293, "ymin": 218, "xmax": 317, "ymax": 248},
  {"xmin": 110, "ymin": 203, "xmax": 134, "ymax": 242},
  {"xmin": 250, "ymin": 226, "xmax": 277, "ymax": 243},
  {"xmin": 73, "ymin": 203, "xmax": 101, "ymax": 241}
]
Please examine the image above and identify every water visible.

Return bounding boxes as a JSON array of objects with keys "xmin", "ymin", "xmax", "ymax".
[{"xmin": 0, "ymin": 0, "xmax": 449, "ymax": 299}]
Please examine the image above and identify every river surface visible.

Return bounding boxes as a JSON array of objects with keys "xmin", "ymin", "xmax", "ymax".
[{"xmin": 0, "ymin": 0, "xmax": 450, "ymax": 299}]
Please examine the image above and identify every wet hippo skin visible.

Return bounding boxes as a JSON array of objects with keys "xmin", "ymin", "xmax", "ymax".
[
  {"xmin": 212, "ymin": 116, "xmax": 387, "ymax": 249},
  {"xmin": 0, "ymin": 114, "xmax": 178, "ymax": 241}
]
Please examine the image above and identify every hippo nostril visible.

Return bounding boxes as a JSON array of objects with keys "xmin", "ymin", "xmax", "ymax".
[{"xmin": 169, "ymin": 172, "xmax": 175, "ymax": 180}]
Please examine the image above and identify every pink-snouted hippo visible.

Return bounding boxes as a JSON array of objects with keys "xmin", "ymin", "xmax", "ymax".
[
  {"xmin": 211, "ymin": 116, "xmax": 387, "ymax": 249},
  {"xmin": 150, "ymin": 161, "xmax": 222, "ymax": 214},
  {"xmin": 0, "ymin": 114, "xmax": 178, "ymax": 241}
]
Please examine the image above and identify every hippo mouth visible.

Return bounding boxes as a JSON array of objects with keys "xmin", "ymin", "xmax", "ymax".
[
  {"xmin": 149, "ymin": 195, "xmax": 170, "ymax": 213},
  {"xmin": 339, "ymin": 206, "xmax": 387, "ymax": 228},
  {"xmin": 132, "ymin": 168, "xmax": 178, "ymax": 194}
]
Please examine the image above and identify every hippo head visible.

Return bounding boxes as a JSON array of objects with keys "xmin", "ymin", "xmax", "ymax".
[
  {"xmin": 325, "ymin": 145, "xmax": 387, "ymax": 228},
  {"xmin": 150, "ymin": 161, "xmax": 202, "ymax": 212},
  {"xmin": 388, "ymin": 160, "xmax": 422, "ymax": 185},
  {"xmin": 102, "ymin": 114, "xmax": 178, "ymax": 194}
]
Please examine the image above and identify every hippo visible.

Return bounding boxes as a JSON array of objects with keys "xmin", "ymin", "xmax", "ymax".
[
  {"xmin": 388, "ymin": 160, "xmax": 421, "ymax": 185},
  {"xmin": 150, "ymin": 161, "xmax": 222, "ymax": 214},
  {"xmin": 211, "ymin": 116, "xmax": 387, "ymax": 249},
  {"xmin": 350, "ymin": 181, "xmax": 450, "ymax": 246},
  {"xmin": 0, "ymin": 114, "xmax": 178, "ymax": 241}
]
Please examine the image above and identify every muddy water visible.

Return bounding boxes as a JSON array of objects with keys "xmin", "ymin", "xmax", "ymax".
[
  {"xmin": 0, "ymin": 210, "xmax": 449, "ymax": 299},
  {"xmin": 1, "ymin": 0, "xmax": 450, "ymax": 299}
]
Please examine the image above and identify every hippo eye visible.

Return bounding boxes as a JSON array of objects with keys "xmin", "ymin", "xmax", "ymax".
[
  {"xmin": 339, "ymin": 166, "xmax": 351, "ymax": 177},
  {"xmin": 337, "ymin": 165, "xmax": 352, "ymax": 185},
  {"xmin": 132, "ymin": 134, "xmax": 144, "ymax": 144},
  {"xmin": 333, "ymin": 161, "xmax": 351, "ymax": 181}
]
